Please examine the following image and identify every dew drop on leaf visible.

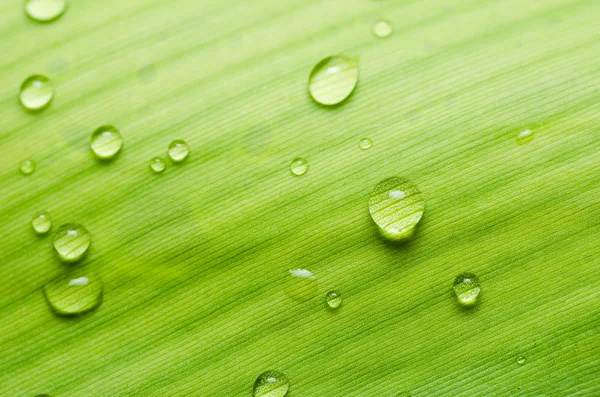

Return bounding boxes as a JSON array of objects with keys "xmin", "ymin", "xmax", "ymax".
[
  {"xmin": 453, "ymin": 273, "xmax": 481, "ymax": 305},
  {"xmin": 44, "ymin": 272, "xmax": 103, "ymax": 316},
  {"xmin": 253, "ymin": 371, "xmax": 289, "ymax": 397},
  {"xmin": 32, "ymin": 211, "xmax": 52, "ymax": 234},
  {"xmin": 373, "ymin": 19, "xmax": 393, "ymax": 38},
  {"xmin": 53, "ymin": 223, "xmax": 91, "ymax": 262},
  {"xmin": 20, "ymin": 159, "xmax": 36, "ymax": 175},
  {"xmin": 168, "ymin": 140, "xmax": 190, "ymax": 162},
  {"xmin": 90, "ymin": 125, "xmax": 123, "ymax": 160},
  {"xmin": 25, "ymin": 0, "xmax": 68, "ymax": 22},
  {"xmin": 359, "ymin": 138, "xmax": 372, "ymax": 150},
  {"xmin": 19, "ymin": 75, "xmax": 53, "ymax": 111},
  {"xmin": 517, "ymin": 355, "xmax": 526, "ymax": 365},
  {"xmin": 150, "ymin": 157, "xmax": 166, "ymax": 173},
  {"xmin": 290, "ymin": 157, "xmax": 308, "ymax": 176},
  {"xmin": 326, "ymin": 290, "xmax": 342, "ymax": 309},
  {"xmin": 308, "ymin": 55, "xmax": 359, "ymax": 106}
]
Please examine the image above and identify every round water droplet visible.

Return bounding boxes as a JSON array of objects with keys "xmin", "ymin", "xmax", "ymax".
[
  {"xmin": 19, "ymin": 75, "xmax": 53, "ymax": 111},
  {"xmin": 150, "ymin": 157, "xmax": 166, "ymax": 173},
  {"xmin": 32, "ymin": 211, "xmax": 52, "ymax": 234},
  {"xmin": 308, "ymin": 55, "xmax": 359, "ymax": 106},
  {"xmin": 253, "ymin": 371, "xmax": 289, "ymax": 397},
  {"xmin": 517, "ymin": 355, "xmax": 526, "ymax": 365},
  {"xmin": 453, "ymin": 273, "xmax": 481, "ymax": 305},
  {"xmin": 516, "ymin": 129, "xmax": 534, "ymax": 145},
  {"xmin": 25, "ymin": 0, "xmax": 68, "ymax": 22},
  {"xmin": 20, "ymin": 159, "xmax": 36, "ymax": 175},
  {"xmin": 359, "ymin": 138, "xmax": 372, "ymax": 150},
  {"xmin": 53, "ymin": 223, "xmax": 91, "ymax": 262},
  {"xmin": 284, "ymin": 269, "xmax": 318, "ymax": 302},
  {"xmin": 90, "ymin": 125, "xmax": 123, "ymax": 159},
  {"xmin": 373, "ymin": 19, "xmax": 393, "ymax": 38},
  {"xmin": 168, "ymin": 140, "xmax": 190, "ymax": 162},
  {"xmin": 326, "ymin": 290, "xmax": 342, "ymax": 309},
  {"xmin": 368, "ymin": 177, "xmax": 425, "ymax": 241},
  {"xmin": 44, "ymin": 272, "xmax": 103, "ymax": 316},
  {"xmin": 290, "ymin": 157, "xmax": 308, "ymax": 176}
]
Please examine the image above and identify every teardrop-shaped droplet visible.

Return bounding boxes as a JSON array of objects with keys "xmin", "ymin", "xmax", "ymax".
[
  {"xmin": 53, "ymin": 223, "xmax": 91, "ymax": 262},
  {"xmin": 90, "ymin": 125, "xmax": 123, "ymax": 159},
  {"xmin": 308, "ymin": 55, "xmax": 359, "ymax": 106},
  {"xmin": 19, "ymin": 75, "xmax": 54, "ymax": 111},
  {"xmin": 453, "ymin": 273, "xmax": 480, "ymax": 305},
  {"xmin": 373, "ymin": 19, "xmax": 393, "ymax": 38},
  {"xmin": 368, "ymin": 177, "xmax": 425, "ymax": 241},
  {"xmin": 284, "ymin": 269, "xmax": 318, "ymax": 302},
  {"xmin": 516, "ymin": 355, "xmax": 526, "ymax": 365},
  {"xmin": 516, "ymin": 129, "xmax": 534, "ymax": 145},
  {"xmin": 44, "ymin": 272, "xmax": 103, "ymax": 316},
  {"xmin": 32, "ymin": 211, "xmax": 52, "ymax": 234},
  {"xmin": 359, "ymin": 138, "xmax": 372, "ymax": 150},
  {"xmin": 326, "ymin": 290, "xmax": 342, "ymax": 309},
  {"xmin": 253, "ymin": 371, "xmax": 289, "ymax": 397},
  {"xmin": 290, "ymin": 157, "xmax": 308, "ymax": 176},
  {"xmin": 20, "ymin": 159, "xmax": 36, "ymax": 175},
  {"xmin": 25, "ymin": 0, "xmax": 68, "ymax": 22},
  {"xmin": 150, "ymin": 157, "xmax": 166, "ymax": 173},
  {"xmin": 168, "ymin": 140, "xmax": 190, "ymax": 162}
]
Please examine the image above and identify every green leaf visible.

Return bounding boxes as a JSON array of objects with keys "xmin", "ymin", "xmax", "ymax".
[{"xmin": 1, "ymin": 0, "xmax": 599, "ymax": 395}]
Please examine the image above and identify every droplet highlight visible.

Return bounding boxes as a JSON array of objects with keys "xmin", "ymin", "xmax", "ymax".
[
  {"xmin": 453, "ymin": 273, "xmax": 481, "ymax": 305},
  {"xmin": 19, "ymin": 75, "xmax": 53, "ymax": 111},
  {"xmin": 168, "ymin": 140, "xmax": 190, "ymax": 162},
  {"xmin": 368, "ymin": 177, "xmax": 425, "ymax": 241},
  {"xmin": 308, "ymin": 55, "xmax": 359, "ymax": 106},
  {"xmin": 53, "ymin": 223, "xmax": 91, "ymax": 262},
  {"xmin": 32, "ymin": 211, "xmax": 52, "ymax": 234},
  {"xmin": 150, "ymin": 157, "xmax": 166, "ymax": 173},
  {"xmin": 290, "ymin": 157, "xmax": 308, "ymax": 176},
  {"xmin": 326, "ymin": 290, "xmax": 342, "ymax": 309},
  {"xmin": 20, "ymin": 159, "xmax": 36, "ymax": 175},
  {"xmin": 25, "ymin": 0, "xmax": 68, "ymax": 22},
  {"xmin": 359, "ymin": 138, "xmax": 372, "ymax": 150},
  {"xmin": 253, "ymin": 371, "xmax": 289, "ymax": 397},
  {"xmin": 517, "ymin": 355, "xmax": 526, "ymax": 365},
  {"xmin": 44, "ymin": 272, "xmax": 103, "ymax": 316},
  {"xmin": 373, "ymin": 19, "xmax": 393, "ymax": 38},
  {"xmin": 284, "ymin": 269, "xmax": 318, "ymax": 302},
  {"xmin": 516, "ymin": 129, "xmax": 534, "ymax": 145},
  {"xmin": 90, "ymin": 125, "xmax": 123, "ymax": 159}
]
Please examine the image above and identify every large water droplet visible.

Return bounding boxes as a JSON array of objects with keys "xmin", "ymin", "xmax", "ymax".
[
  {"xmin": 368, "ymin": 177, "xmax": 425, "ymax": 241},
  {"xmin": 516, "ymin": 129, "xmax": 534, "ymax": 145},
  {"xmin": 326, "ymin": 290, "xmax": 342, "ymax": 309},
  {"xmin": 90, "ymin": 125, "xmax": 123, "ymax": 159},
  {"xmin": 308, "ymin": 55, "xmax": 359, "ymax": 106},
  {"xmin": 517, "ymin": 355, "xmax": 526, "ymax": 365},
  {"xmin": 284, "ymin": 269, "xmax": 318, "ymax": 301},
  {"xmin": 53, "ymin": 223, "xmax": 91, "ymax": 262},
  {"xmin": 253, "ymin": 371, "xmax": 289, "ymax": 397},
  {"xmin": 20, "ymin": 159, "xmax": 36, "ymax": 175},
  {"xmin": 44, "ymin": 272, "xmax": 103, "ymax": 316},
  {"xmin": 19, "ymin": 75, "xmax": 53, "ymax": 111},
  {"xmin": 373, "ymin": 19, "xmax": 393, "ymax": 38},
  {"xmin": 25, "ymin": 0, "xmax": 68, "ymax": 22},
  {"xmin": 290, "ymin": 157, "xmax": 308, "ymax": 176},
  {"xmin": 168, "ymin": 140, "xmax": 190, "ymax": 162},
  {"xmin": 453, "ymin": 273, "xmax": 480, "ymax": 305},
  {"xmin": 32, "ymin": 211, "xmax": 52, "ymax": 234},
  {"xmin": 150, "ymin": 157, "xmax": 166, "ymax": 173},
  {"xmin": 359, "ymin": 138, "xmax": 372, "ymax": 150}
]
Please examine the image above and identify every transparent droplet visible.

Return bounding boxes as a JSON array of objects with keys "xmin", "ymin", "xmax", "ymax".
[
  {"xmin": 516, "ymin": 129, "xmax": 534, "ymax": 145},
  {"xmin": 326, "ymin": 290, "xmax": 342, "ymax": 309},
  {"xmin": 90, "ymin": 125, "xmax": 123, "ymax": 159},
  {"xmin": 168, "ymin": 140, "xmax": 190, "ymax": 162},
  {"xmin": 284, "ymin": 269, "xmax": 318, "ymax": 302},
  {"xmin": 20, "ymin": 159, "xmax": 36, "ymax": 175},
  {"xmin": 517, "ymin": 355, "xmax": 526, "ymax": 365},
  {"xmin": 359, "ymin": 138, "xmax": 372, "ymax": 150},
  {"xmin": 253, "ymin": 371, "xmax": 289, "ymax": 397},
  {"xmin": 150, "ymin": 157, "xmax": 166, "ymax": 173},
  {"xmin": 53, "ymin": 223, "xmax": 91, "ymax": 262},
  {"xmin": 44, "ymin": 272, "xmax": 103, "ymax": 316},
  {"xmin": 290, "ymin": 157, "xmax": 308, "ymax": 176},
  {"xmin": 25, "ymin": 0, "xmax": 68, "ymax": 22},
  {"xmin": 453, "ymin": 273, "xmax": 481, "ymax": 305},
  {"xmin": 368, "ymin": 177, "xmax": 425, "ymax": 241},
  {"xmin": 308, "ymin": 55, "xmax": 359, "ymax": 106},
  {"xmin": 19, "ymin": 75, "xmax": 53, "ymax": 111},
  {"xmin": 32, "ymin": 211, "xmax": 52, "ymax": 234},
  {"xmin": 373, "ymin": 19, "xmax": 393, "ymax": 38}
]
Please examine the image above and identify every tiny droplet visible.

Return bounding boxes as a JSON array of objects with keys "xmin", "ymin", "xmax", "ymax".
[
  {"xmin": 290, "ymin": 157, "xmax": 308, "ymax": 176},
  {"xmin": 44, "ymin": 272, "xmax": 103, "ymax": 316},
  {"xmin": 168, "ymin": 140, "xmax": 190, "ymax": 162},
  {"xmin": 284, "ymin": 269, "xmax": 318, "ymax": 301},
  {"xmin": 516, "ymin": 129, "xmax": 534, "ymax": 145},
  {"xmin": 19, "ymin": 75, "xmax": 53, "ymax": 111},
  {"xmin": 90, "ymin": 125, "xmax": 123, "ymax": 159},
  {"xmin": 53, "ymin": 223, "xmax": 91, "ymax": 262},
  {"xmin": 308, "ymin": 55, "xmax": 359, "ymax": 106},
  {"xmin": 517, "ymin": 355, "xmax": 526, "ymax": 365},
  {"xmin": 25, "ymin": 0, "xmax": 68, "ymax": 22},
  {"xmin": 20, "ymin": 159, "xmax": 36, "ymax": 175},
  {"xmin": 150, "ymin": 157, "xmax": 166, "ymax": 173},
  {"xmin": 253, "ymin": 371, "xmax": 289, "ymax": 397},
  {"xmin": 32, "ymin": 211, "xmax": 52, "ymax": 234},
  {"xmin": 453, "ymin": 273, "xmax": 481, "ymax": 305},
  {"xmin": 326, "ymin": 290, "xmax": 342, "ymax": 309},
  {"xmin": 373, "ymin": 19, "xmax": 393, "ymax": 38},
  {"xmin": 359, "ymin": 138, "xmax": 372, "ymax": 150}
]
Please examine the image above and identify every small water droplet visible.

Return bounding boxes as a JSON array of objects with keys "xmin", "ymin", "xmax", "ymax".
[
  {"xmin": 53, "ymin": 223, "xmax": 91, "ymax": 262},
  {"xmin": 290, "ymin": 157, "xmax": 308, "ymax": 176},
  {"xmin": 253, "ymin": 371, "xmax": 289, "ymax": 397},
  {"xmin": 326, "ymin": 290, "xmax": 342, "ymax": 309},
  {"xmin": 359, "ymin": 138, "xmax": 372, "ymax": 150},
  {"xmin": 453, "ymin": 273, "xmax": 481, "ymax": 305},
  {"xmin": 517, "ymin": 355, "xmax": 526, "ymax": 365},
  {"xmin": 32, "ymin": 211, "xmax": 52, "ymax": 234},
  {"xmin": 44, "ymin": 272, "xmax": 103, "ymax": 316},
  {"xmin": 90, "ymin": 125, "xmax": 123, "ymax": 159},
  {"xmin": 20, "ymin": 75, "xmax": 53, "ymax": 111},
  {"xmin": 25, "ymin": 0, "xmax": 68, "ymax": 22},
  {"xmin": 368, "ymin": 177, "xmax": 425, "ymax": 241},
  {"xmin": 308, "ymin": 55, "xmax": 359, "ymax": 106},
  {"xmin": 373, "ymin": 19, "xmax": 393, "ymax": 38},
  {"xmin": 150, "ymin": 157, "xmax": 166, "ymax": 173},
  {"xmin": 20, "ymin": 159, "xmax": 36, "ymax": 175},
  {"xmin": 284, "ymin": 269, "xmax": 318, "ymax": 301},
  {"xmin": 168, "ymin": 140, "xmax": 190, "ymax": 162},
  {"xmin": 516, "ymin": 129, "xmax": 534, "ymax": 145}
]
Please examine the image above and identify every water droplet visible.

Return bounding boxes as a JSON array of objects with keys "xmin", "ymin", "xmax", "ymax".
[
  {"xmin": 25, "ymin": 0, "xmax": 68, "ymax": 22},
  {"xmin": 168, "ymin": 140, "xmax": 190, "ymax": 162},
  {"xmin": 368, "ymin": 177, "xmax": 425, "ymax": 241},
  {"xmin": 19, "ymin": 75, "xmax": 53, "ymax": 111},
  {"xmin": 308, "ymin": 55, "xmax": 359, "ymax": 106},
  {"xmin": 284, "ymin": 269, "xmax": 318, "ymax": 301},
  {"xmin": 150, "ymin": 157, "xmax": 166, "ymax": 173},
  {"xmin": 44, "ymin": 272, "xmax": 103, "ymax": 316},
  {"xmin": 517, "ymin": 355, "xmax": 526, "ymax": 365},
  {"xmin": 20, "ymin": 159, "xmax": 36, "ymax": 175},
  {"xmin": 326, "ymin": 290, "xmax": 342, "ymax": 309},
  {"xmin": 90, "ymin": 125, "xmax": 123, "ymax": 159},
  {"xmin": 53, "ymin": 223, "xmax": 91, "ymax": 262},
  {"xmin": 359, "ymin": 138, "xmax": 372, "ymax": 150},
  {"xmin": 253, "ymin": 371, "xmax": 289, "ymax": 397},
  {"xmin": 516, "ymin": 129, "xmax": 534, "ymax": 145},
  {"xmin": 290, "ymin": 157, "xmax": 308, "ymax": 176},
  {"xmin": 373, "ymin": 19, "xmax": 393, "ymax": 38},
  {"xmin": 453, "ymin": 273, "xmax": 481, "ymax": 305},
  {"xmin": 32, "ymin": 211, "xmax": 52, "ymax": 234}
]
